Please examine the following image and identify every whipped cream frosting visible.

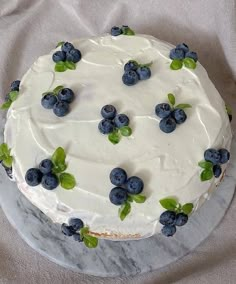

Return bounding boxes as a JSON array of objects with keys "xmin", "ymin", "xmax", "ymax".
[{"xmin": 4, "ymin": 34, "xmax": 232, "ymax": 240}]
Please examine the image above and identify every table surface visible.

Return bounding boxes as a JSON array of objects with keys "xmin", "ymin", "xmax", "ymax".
[{"xmin": 0, "ymin": 0, "xmax": 236, "ymax": 283}]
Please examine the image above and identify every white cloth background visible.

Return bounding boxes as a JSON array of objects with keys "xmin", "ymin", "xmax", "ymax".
[{"xmin": 0, "ymin": 0, "xmax": 235, "ymax": 283}]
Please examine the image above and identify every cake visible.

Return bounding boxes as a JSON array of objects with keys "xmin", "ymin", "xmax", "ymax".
[{"xmin": 1, "ymin": 26, "xmax": 232, "ymax": 247}]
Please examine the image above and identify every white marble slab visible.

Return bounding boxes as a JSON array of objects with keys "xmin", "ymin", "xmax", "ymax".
[{"xmin": 0, "ymin": 139, "xmax": 235, "ymax": 277}]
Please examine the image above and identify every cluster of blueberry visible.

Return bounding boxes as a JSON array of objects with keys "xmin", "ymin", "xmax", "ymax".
[
  {"xmin": 41, "ymin": 87, "xmax": 75, "ymax": 117},
  {"xmin": 199, "ymin": 148, "xmax": 230, "ymax": 181},
  {"xmin": 52, "ymin": 42, "xmax": 82, "ymax": 72},
  {"xmin": 61, "ymin": 218, "xmax": 98, "ymax": 248},
  {"xmin": 98, "ymin": 105, "xmax": 132, "ymax": 144},
  {"xmin": 25, "ymin": 159, "xmax": 59, "ymax": 190},
  {"xmin": 122, "ymin": 60, "xmax": 152, "ymax": 86},
  {"xmin": 109, "ymin": 168, "xmax": 146, "ymax": 220},
  {"xmin": 169, "ymin": 43, "xmax": 198, "ymax": 70},
  {"xmin": 111, "ymin": 25, "xmax": 135, "ymax": 36},
  {"xmin": 160, "ymin": 211, "xmax": 188, "ymax": 237},
  {"xmin": 1, "ymin": 80, "xmax": 21, "ymax": 110},
  {"xmin": 61, "ymin": 218, "xmax": 84, "ymax": 241},
  {"xmin": 155, "ymin": 93, "xmax": 191, "ymax": 133},
  {"xmin": 159, "ymin": 198, "xmax": 193, "ymax": 237}
]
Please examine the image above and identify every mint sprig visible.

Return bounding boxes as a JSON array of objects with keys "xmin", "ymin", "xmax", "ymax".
[
  {"xmin": 51, "ymin": 147, "xmax": 76, "ymax": 190},
  {"xmin": 0, "ymin": 90, "xmax": 19, "ymax": 110},
  {"xmin": 198, "ymin": 160, "xmax": 214, "ymax": 181},
  {"xmin": 118, "ymin": 193, "xmax": 147, "ymax": 221},
  {"xmin": 170, "ymin": 56, "xmax": 197, "ymax": 71},
  {"xmin": 167, "ymin": 93, "xmax": 192, "ymax": 110},
  {"xmin": 80, "ymin": 226, "xmax": 98, "ymax": 248},
  {"xmin": 159, "ymin": 197, "xmax": 193, "ymax": 215},
  {"xmin": 54, "ymin": 61, "xmax": 76, "ymax": 72},
  {"xmin": 0, "ymin": 143, "xmax": 13, "ymax": 168},
  {"xmin": 53, "ymin": 85, "xmax": 64, "ymax": 95},
  {"xmin": 108, "ymin": 126, "xmax": 132, "ymax": 144},
  {"xmin": 56, "ymin": 41, "xmax": 65, "ymax": 48},
  {"xmin": 122, "ymin": 26, "xmax": 135, "ymax": 36}
]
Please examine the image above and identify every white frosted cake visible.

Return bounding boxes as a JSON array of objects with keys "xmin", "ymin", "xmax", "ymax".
[{"xmin": 2, "ymin": 26, "xmax": 232, "ymax": 246}]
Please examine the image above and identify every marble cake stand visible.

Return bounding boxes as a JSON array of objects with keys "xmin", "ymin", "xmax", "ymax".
[{"xmin": 0, "ymin": 140, "xmax": 235, "ymax": 277}]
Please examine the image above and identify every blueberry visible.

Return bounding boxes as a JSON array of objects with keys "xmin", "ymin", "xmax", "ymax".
[
  {"xmin": 136, "ymin": 66, "xmax": 151, "ymax": 80},
  {"xmin": 204, "ymin": 149, "xmax": 221, "ymax": 165},
  {"xmin": 25, "ymin": 168, "xmax": 43, "ymax": 186},
  {"xmin": 41, "ymin": 93, "xmax": 58, "ymax": 109},
  {"xmin": 41, "ymin": 173, "xmax": 59, "ymax": 190},
  {"xmin": 61, "ymin": 223, "xmax": 74, "ymax": 236},
  {"xmin": 110, "ymin": 167, "xmax": 127, "ymax": 186},
  {"xmin": 122, "ymin": 70, "xmax": 139, "ymax": 86},
  {"xmin": 185, "ymin": 51, "xmax": 198, "ymax": 62},
  {"xmin": 126, "ymin": 176, "xmax": 144, "ymax": 194},
  {"xmin": 159, "ymin": 117, "xmax": 176, "ymax": 133},
  {"xmin": 171, "ymin": 108, "xmax": 187, "ymax": 124},
  {"xmin": 109, "ymin": 187, "xmax": 128, "ymax": 205},
  {"xmin": 101, "ymin": 105, "xmax": 117, "ymax": 120},
  {"xmin": 69, "ymin": 218, "xmax": 84, "ymax": 231},
  {"xmin": 175, "ymin": 213, "xmax": 188, "ymax": 226},
  {"xmin": 155, "ymin": 103, "xmax": 172, "ymax": 118},
  {"xmin": 53, "ymin": 101, "xmax": 70, "ymax": 117},
  {"xmin": 52, "ymin": 51, "xmax": 66, "ymax": 62},
  {"xmin": 66, "ymin": 49, "xmax": 82, "ymax": 63},
  {"xmin": 124, "ymin": 60, "xmax": 139, "ymax": 72},
  {"xmin": 39, "ymin": 159, "xmax": 53, "ymax": 174},
  {"xmin": 111, "ymin": 26, "xmax": 123, "ymax": 36},
  {"xmin": 10, "ymin": 80, "xmax": 20, "ymax": 91},
  {"xmin": 161, "ymin": 225, "xmax": 176, "ymax": 237},
  {"xmin": 219, "ymin": 148, "xmax": 230, "ymax": 164},
  {"xmin": 98, "ymin": 119, "xmax": 115, "ymax": 134},
  {"xmin": 61, "ymin": 42, "xmax": 74, "ymax": 53},
  {"xmin": 114, "ymin": 114, "xmax": 129, "ymax": 128},
  {"xmin": 58, "ymin": 88, "xmax": 75, "ymax": 103},
  {"xmin": 73, "ymin": 233, "xmax": 83, "ymax": 242},
  {"xmin": 213, "ymin": 164, "xmax": 222, "ymax": 178},
  {"xmin": 176, "ymin": 43, "xmax": 189, "ymax": 54},
  {"xmin": 170, "ymin": 48, "xmax": 185, "ymax": 60},
  {"xmin": 159, "ymin": 211, "xmax": 176, "ymax": 225}
]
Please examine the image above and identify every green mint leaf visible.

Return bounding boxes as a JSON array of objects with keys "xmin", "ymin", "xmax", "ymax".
[
  {"xmin": 108, "ymin": 130, "xmax": 121, "ymax": 144},
  {"xmin": 168, "ymin": 93, "xmax": 175, "ymax": 106},
  {"xmin": 183, "ymin": 57, "xmax": 196, "ymax": 69},
  {"xmin": 65, "ymin": 61, "xmax": 76, "ymax": 70},
  {"xmin": 122, "ymin": 26, "xmax": 135, "ymax": 35},
  {"xmin": 198, "ymin": 160, "xmax": 213, "ymax": 169},
  {"xmin": 59, "ymin": 173, "xmax": 76, "ymax": 190},
  {"xmin": 80, "ymin": 226, "xmax": 89, "ymax": 238},
  {"xmin": 1, "ymin": 101, "xmax": 12, "ymax": 110},
  {"xmin": 175, "ymin": 104, "xmax": 192, "ymax": 110},
  {"xmin": 56, "ymin": 41, "xmax": 65, "ymax": 48},
  {"xmin": 127, "ymin": 195, "xmax": 133, "ymax": 202},
  {"xmin": 131, "ymin": 194, "xmax": 146, "ymax": 203},
  {"xmin": 53, "ymin": 85, "xmax": 64, "ymax": 95},
  {"xmin": 52, "ymin": 147, "xmax": 67, "ymax": 173},
  {"xmin": 0, "ymin": 143, "xmax": 11, "ymax": 157},
  {"xmin": 176, "ymin": 203, "xmax": 182, "ymax": 214},
  {"xmin": 120, "ymin": 126, "xmax": 132, "ymax": 137},
  {"xmin": 3, "ymin": 156, "xmax": 13, "ymax": 168},
  {"xmin": 55, "ymin": 61, "xmax": 67, "ymax": 72},
  {"xmin": 42, "ymin": 92, "xmax": 52, "ymax": 97},
  {"xmin": 182, "ymin": 203, "xmax": 194, "ymax": 215},
  {"xmin": 83, "ymin": 234, "xmax": 98, "ymax": 248},
  {"xmin": 159, "ymin": 198, "xmax": 177, "ymax": 211},
  {"xmin": 225, "ymin": 105, "xmax": 232, "ymax": 116},
  {"xmin": 119, "ymin": 202, "xmax": 131, "ymax": 221},
  {"xmin": 200, "ymin": 169, "xmax": 213, "ymax": 181},
  {"xmin": 9, "ymin": 91, "xmax": 19, "ymax": 102},
  {"xmin": 170, "ymin": 59, "xmax": 183, "ymax": 70}
]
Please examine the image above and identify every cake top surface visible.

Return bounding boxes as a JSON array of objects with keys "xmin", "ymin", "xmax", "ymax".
[{"xmin": 4, "ymin": 33, "xmax": 232, "ymax": 239}]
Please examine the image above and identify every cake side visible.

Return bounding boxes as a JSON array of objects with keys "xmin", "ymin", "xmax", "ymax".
[{"xmin": 4, "ymin": 34, "xmax": 232, "ymax": 240}]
